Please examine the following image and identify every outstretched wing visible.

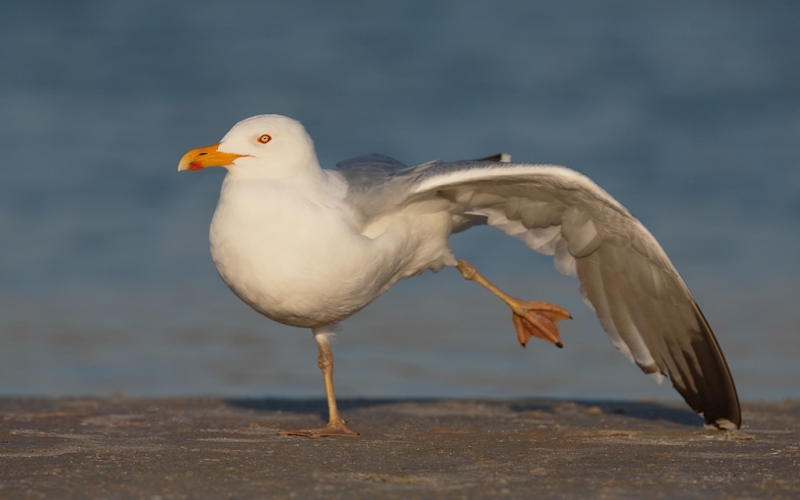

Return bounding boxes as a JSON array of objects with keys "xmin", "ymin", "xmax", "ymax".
[{"xmin": 389, "ymin": 160, "xmax": 739, "ymax": 429}]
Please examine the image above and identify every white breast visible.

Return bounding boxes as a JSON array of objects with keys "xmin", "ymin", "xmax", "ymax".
[{"xmin": 208, "ymin": 174, "xmax": 455, "ymax": 328}]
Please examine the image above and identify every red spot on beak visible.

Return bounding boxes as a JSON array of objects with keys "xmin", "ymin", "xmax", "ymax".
[{"xmin": 188, "ymin": 161, "xmax": 204, "ymax": 171}]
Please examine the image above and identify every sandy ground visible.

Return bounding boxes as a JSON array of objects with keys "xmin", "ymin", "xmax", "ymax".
[{"xmin": 0, "ymin": 397, "xmax": 798, "ymax": 499}]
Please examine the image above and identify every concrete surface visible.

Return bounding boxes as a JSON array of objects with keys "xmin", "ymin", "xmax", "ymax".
[{"xmin": 1, "ymin": 397, "xmax": 798, "ymax": 499}]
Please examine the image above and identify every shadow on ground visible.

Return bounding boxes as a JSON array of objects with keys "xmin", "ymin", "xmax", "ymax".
[{"xmin": 225, "ymin": 396, "xmax": 705, "ymax": 427}]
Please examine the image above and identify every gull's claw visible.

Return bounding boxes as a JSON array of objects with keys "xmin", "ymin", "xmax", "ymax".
[{"xmin": 509, "ymin": 300, "xmax": 571, "ymax": 348}]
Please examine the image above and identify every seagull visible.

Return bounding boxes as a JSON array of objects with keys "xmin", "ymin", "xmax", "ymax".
[{"xmin": 179, "ymin": 114, "xmax": 741, "ymax": 436}]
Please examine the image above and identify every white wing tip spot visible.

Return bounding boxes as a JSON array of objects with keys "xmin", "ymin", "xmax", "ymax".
[{"xmin": 711, "ymin": 418, "xmax": 739, "ymax": 431}]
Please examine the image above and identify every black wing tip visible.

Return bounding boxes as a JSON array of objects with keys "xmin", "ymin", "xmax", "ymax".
[
  {"xmin": 472, "ymin": 153, "xmax": 512, "ymax": 163},
  {"xmin": 704, "ymin": 405, "xmax": 742, "ymax": 430},
  {"xmin": 674, "ymin": 305, "xmax": 742, "ymax": 430},
  {"xmin": 709, "ymin": 417, "xmax": 740, "ymax": 431}
]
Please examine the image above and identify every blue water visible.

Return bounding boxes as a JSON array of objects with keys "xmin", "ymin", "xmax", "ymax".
[{"xmin": 1, "ymin": 1, "xmax": 798, "ymax": 403}]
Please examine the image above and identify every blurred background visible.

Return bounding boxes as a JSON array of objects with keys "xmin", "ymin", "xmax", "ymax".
[{"xmin": 1, "ymin": 1, "xmax": 798, "ymax": 404}]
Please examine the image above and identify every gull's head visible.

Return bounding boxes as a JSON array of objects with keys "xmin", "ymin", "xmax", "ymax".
[{"xmin": 178, "ymin": 114, "xmax": 319, "ymax": 178}]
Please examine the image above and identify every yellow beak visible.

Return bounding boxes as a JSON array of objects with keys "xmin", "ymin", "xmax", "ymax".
[{"xmin": 178, "ymin": 144, "xmax": 247, "ymax": 171}]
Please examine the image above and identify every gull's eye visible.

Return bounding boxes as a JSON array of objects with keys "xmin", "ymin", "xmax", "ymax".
[{"xmin": 257, "ymin": 134, "xmax": 272, "ymax": 144}]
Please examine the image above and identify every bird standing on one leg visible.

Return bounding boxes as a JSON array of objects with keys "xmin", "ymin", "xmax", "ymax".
[{"xmin": 179, "ymin": 114, "xmax": 741, "ymax": 436}]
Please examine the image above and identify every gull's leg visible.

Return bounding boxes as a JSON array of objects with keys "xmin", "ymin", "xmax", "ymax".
[
  {"xmin": 456, "ymin": 259, "xmax": 571, "ymax": 348},
  {"xmin": 280, "ymin": 327, "xmax": 359, "ymax": 438}
]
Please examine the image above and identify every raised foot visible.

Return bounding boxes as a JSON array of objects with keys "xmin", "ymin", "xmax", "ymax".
[
  {"xmin": 508, "ymin": 298, "xmax": 571, "ymax": 348},
  {"xmin": 455, "ymin": 259, "xmax": 571, "ymax": 349},
  {"xmin": 279, "ymin": 422, "xmax": 359, "ymax": 439}
]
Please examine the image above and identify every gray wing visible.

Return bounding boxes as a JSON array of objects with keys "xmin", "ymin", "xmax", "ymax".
[
  {"xmin": 335, "ymin": 154, "xmax": 418, "ymax": 222},
  {"xmin": 336, "ymin": 153, "xmax": 509, "ymax": 222},
  {"xmin": 348, "ymin": 158, "xmax": 740, "ymax": 429},
  {"xmin": 336, "ymin": 153, "xmax": 409, "ymax": 176}
]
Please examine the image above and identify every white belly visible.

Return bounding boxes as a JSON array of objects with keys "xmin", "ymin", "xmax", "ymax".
[{"xmin": 209, "ymin": 178, "xmax": 454, "ymax": 328}]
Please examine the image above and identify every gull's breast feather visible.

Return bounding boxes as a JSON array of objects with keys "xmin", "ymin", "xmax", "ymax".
[{"xmin": 208, "ymin": 175, "xmax": 455, "ymax": 327}]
